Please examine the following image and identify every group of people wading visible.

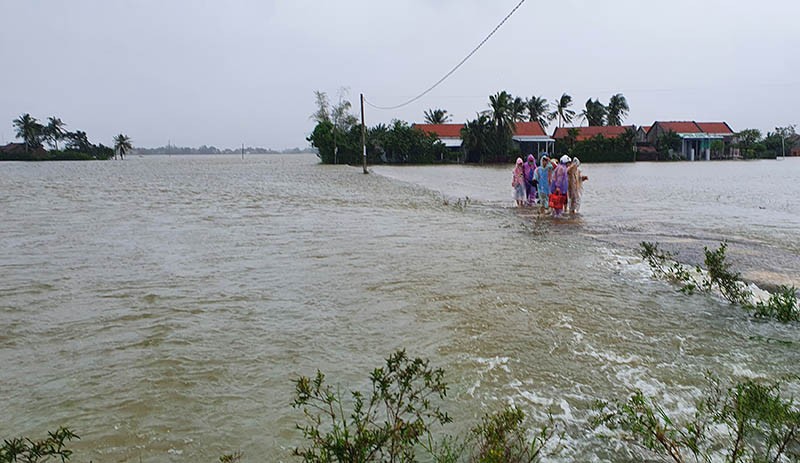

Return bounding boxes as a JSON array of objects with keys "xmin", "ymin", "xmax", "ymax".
[{"xmin": 512, "ymin": 153, "xmax": 588, "ymax": 217}]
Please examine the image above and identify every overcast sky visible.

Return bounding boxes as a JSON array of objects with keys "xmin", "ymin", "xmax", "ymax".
[{"xmin": 1, "ymin": 0, "xmax": 798, "ymax": 149}]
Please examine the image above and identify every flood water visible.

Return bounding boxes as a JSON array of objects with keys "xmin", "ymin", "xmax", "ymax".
[{"xmin": 1, "ymin": 154, "xmax": 799, "ymax": 462}]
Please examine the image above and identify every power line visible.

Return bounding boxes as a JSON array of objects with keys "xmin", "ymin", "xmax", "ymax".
[{"xmin": 364, "ymin": 0, "xmax": 527, "ymax": 111}]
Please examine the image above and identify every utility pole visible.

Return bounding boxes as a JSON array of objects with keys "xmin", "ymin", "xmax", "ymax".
[{"xmin": 361, "ymin": 93, "xmax": 367, "ymax": 174}]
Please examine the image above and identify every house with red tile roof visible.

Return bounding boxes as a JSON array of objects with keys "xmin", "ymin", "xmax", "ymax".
[
  {"xmin": 413, "ymin": 121, "xmax": 554, "ymax": 158},
  {"xmin": 636, "ymin": 125, "xmax": 651, "ymax": 143},
  {"xmin": 551, "ymin": 125, "xmax": 635, "ymax": 142},
  {"xmin": 512, "ymin": 121, "xmax": 554, "ymax": 155},
  {"xmin": 646, "ymin": 121, "xmax": 736, "ymax": 160},
  {"xmin": 413, "ymin": 124, "xmax": 464, "ymax": 148}
]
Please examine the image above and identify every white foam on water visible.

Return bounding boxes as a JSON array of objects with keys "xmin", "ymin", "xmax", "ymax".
[{"xmin": 472, "ymin": 356, "xmax": 511, "ymax": 373}]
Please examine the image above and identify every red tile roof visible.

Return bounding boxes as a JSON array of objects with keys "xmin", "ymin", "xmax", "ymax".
[
  {"xmin": 413, "ymin": 123, "xmax": 464, "ymax": 138},
  {"xmin": 414, "ymin": 121, "xmax": 548, "ymax": 138},
  {"xmin": 513, "ymin": 121, "xmax": 547, "ymax": 137},
  {"xmin": 696, "ymin": 122, "xmax": 734, "ymax": 134},
  {"xmin": 551, "ymin": 125, "xmax": 634, "ymax": 141},
  {"xmin": 654, "ymin": 121, "xmax": 703, "ymax": 133},
  {"xmin": 640, "ymin": 125, "xmax": 651, "ymax": 133}
]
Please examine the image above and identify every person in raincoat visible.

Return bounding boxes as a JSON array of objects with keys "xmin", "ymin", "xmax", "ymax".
[
  {"xmin": 534, "ymin": 155, "xmax": 553, "ymax": 213},
  {"xmin": 523, "ymin": 154, "xmax": 537, "ymax": 205},
  {"xmin": 567, "ymin": 156, "xmax": 588, "ymax": 214},
  {"xmin": 549, "ymin": 155, "xmax": 570, "ymax": 217},
  {"xmin": 511, "ymin": 157, "xmax": 526, "ymax": 207}
]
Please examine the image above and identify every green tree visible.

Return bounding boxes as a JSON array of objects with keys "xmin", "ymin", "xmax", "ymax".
[
  {"xmin": 710, "ymin": 140, "xmax": 724, "ymax": 159},
  {"xmin": 309, "ymin": 89, "xmax": 359, "ymax": 164},
  {"xmin": 606, "ymin": 93, "xmax": 629, "ymax": 126},
  {"xmin": 550, "ymin": 93, "xmax": 575, "ymax": 128},
  {"xmin": 656, "ymin": 130, "xmax": 682, "ymax": 159},
  {"xmin": 12, "ymin": 113, "xmax": 44, "ymax": 152},
  {"xmin": 524, "ymin": 96, "xmax": 550, "ymax": 128},
  {"xmin": 772, "ymin": 125, "xmax": 797, "ymax": 157},
  {"xmin": 580, "ymin": 99, "xmax": 607, "ymax": 126},
  {"xmin": 423, "ymin": 108, "xmax": 452, "ymax": 124},
  {"xmin": 488, "ymin": 91, "xmax": 517, "ymax": 162},
  {"xmin": 735, "ymin": 129, "xmax": 764, "ymax": 159},
  {"xmin": 65, "ymin": 130, "xmax": 91, "ymax": 153},
  {"xmin": 461, "ymin": 114, "xmax": 493, "ymax": 164},
  {"xmin": 44, "ymin": 117, "xmax": 67, "ymax": 151},
  {"xmin": 311, "ymin": 90, "xmax": 331, "ymax": 124},
  {"xmin": 113, "ymin": 134, "xmax": 133, "ymax": 159},
  {"xmin": 511, "ymin": 96, "xmax": 527, "ymax": 123}
]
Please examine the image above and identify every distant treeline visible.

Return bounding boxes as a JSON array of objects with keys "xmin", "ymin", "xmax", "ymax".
[{"xmin": 134, "ymin": 145, "xmax": 309, "ymax": 155}]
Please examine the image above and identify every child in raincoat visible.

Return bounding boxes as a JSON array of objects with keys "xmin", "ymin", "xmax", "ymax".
[
  {"xmin": 511, "ymin": 157, "xmax": 526, "ymax": 207},
  {"xmin": 549, "ymin": 155, "xmax": 570, "ymax": 217},
  {"xmin": 534, "ymin": 155, "xmax": 553, "ymax": 213}
]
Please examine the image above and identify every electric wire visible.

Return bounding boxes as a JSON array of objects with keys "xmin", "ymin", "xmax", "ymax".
[{"xmin": 364, "ymin": 0, "xmax": 527, "ymax": 111}]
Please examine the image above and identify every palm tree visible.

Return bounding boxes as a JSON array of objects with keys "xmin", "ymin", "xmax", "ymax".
[
  {"xmin": 423, "ymin": 109, "xmax": 452, "ymax": 124},
  {"xmin": 13, "ymin": 113, "xmax": 44, "ymax": 152},
  {"xmin": 550, "ymin": 93, "xmax": 575, "ymax": 128},
  {"xmin": 525, "ymin": 96, "xmax": 550, "ymax": 128},
  {"xmin": 461, "ymin": 114, "xmax": 493, "ymax": 164},
  {"xmin": 607, "ymin": 93, "xmax": 630, "ymax": 126},
  {"xmin": 44, "ymin": 117, "xmax": 67, "ymax": 151},
  {"xmin": 489, "ymin": 91, "xmax": 516, "ymax": 136},
  {"xmin": 66, "ymin": 130, "xmax": 91, "ymax": 152},
  {"xmin": 511, "ymin": 97, "xmax": 527, "ymax": 122},
  {"xmin": 113, "ymin": 134, "xmax": 133, "ymax": 160},
  {"xmin": 488, "ymin": 91, "xmax": 517, "ymax": 162},
  {"xmin": 580, "ymin": 99, "xmax": 607, "ymax": 126}
]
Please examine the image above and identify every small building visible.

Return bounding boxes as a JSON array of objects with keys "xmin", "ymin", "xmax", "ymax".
[
  {"xmin": 0, "ymin": 143, "xmax": 49, "ymax": 160},
  {"xmin": 551, "ymin": 125, "xmax": 635, "ymax": 142},
  {"xmin": 636, "ymin": 125, "xmax": 651, "ymax": 143},
  {"xmin": 512, "ymin": 121, "xmax": 554, "ymax": 156},
  {"xmin": 414, "ymin": 121, "xmax": 554, "ymax": 161},
  {"xmin": 412, "ymin": 123, "xmax": 464, "ymax": 150},
  {"xmin": 647, "ymin": 121, "xmax": 735, "ymax": 160},
  {"xmin": 791, "ymin": 147, "xmax": 800, "ymax": 157}
]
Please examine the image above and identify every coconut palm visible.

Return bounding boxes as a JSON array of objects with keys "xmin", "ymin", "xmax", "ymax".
[
  {"xmin": 525, "ymin": 96, "xmax": 550, "ymax": 128},
  {"xmin": 607, "ymin": 93, "xmax": 630, "ymax": 126},
  {"xmin": 511, "ymin": 96, "xmax": 527, "ymax": 122},
  {"xmin": 488, "ymin": 91, "xmax": 516, "ymax": 136},
  {"xmin": 550, "ymin": 93, "xmax": 575, "ymax": 128},
  {"xmin": 44, "ymin": 117, "xmax": 67, "ymax": 151},
  {"xmin": 113, "ymin": 134, "xmax": 133, "ymax": 160},
  {"xmin": 66, "ymin": 130, "xmax": 91, "ymax": 152},
  {"xmin": 580, "ymin": 99, "xmax": 607, "ymax": 126},
  {"xmin": 461, "ymin": 114, "xmax": 493, "ymax": 164},
  {"xmin": 13, "ymin": 113, "xmax": 44, "ymax": 152},
  {"xmin": 423, "ymin": 109, "xmax": 452, "ymax": 124}
]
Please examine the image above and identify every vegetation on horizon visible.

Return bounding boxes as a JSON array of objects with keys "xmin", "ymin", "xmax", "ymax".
[
  {"xmin": 308, "ymin": 89, "xmax": 637, "ymax": 165},
  {"xmin": 3, "ymin": 113, "xmax": 115, "ymax": 161}
]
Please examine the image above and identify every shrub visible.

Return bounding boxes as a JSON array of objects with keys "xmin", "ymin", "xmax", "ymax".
[
  {"xmin": 749, "ymin": 286, "xmax": 800, "ymax": 322},
  {"xmin": 0, "ymin": 427, "xmax": 79, "ymax": 463},
  {"xmin": 593, "ymin": 375, "xmax": 800, "ymax": 463},
  {"xmin": 640, "ymin": 241, "xmax": 799, "ymax": 322},
  {"xmin": 466, "ymin": 407, "xmax": 559, "ymax": 463},
  {"xmin": 292, "ymin": 350, "xmax": 452, "ymax": 462}
]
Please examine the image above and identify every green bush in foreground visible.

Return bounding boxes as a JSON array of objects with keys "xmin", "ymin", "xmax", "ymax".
[
  {"xmin": 640, "ymin": 241, "xmax": 799, "ymax": 322},
  {"xmin": 1, "ymin": 427, "xmax": 79, "ymax": 463},
  {"xmin": 5, "ymin": 355, "xmax": 799, "ymax": 462},
  {"xmin": 593, "ymin": 375, "xmax": 800, "ymax": 463},
  {"xmin": 291, "ymin": 350, "xmax": 559, "ymax": 462}
]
